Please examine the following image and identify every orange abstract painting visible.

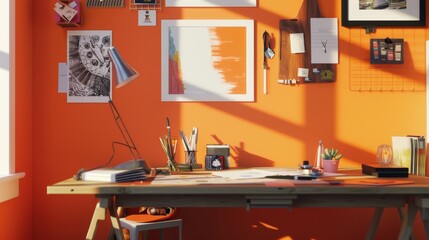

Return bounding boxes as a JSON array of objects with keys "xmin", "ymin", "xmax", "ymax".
[{"xmin": 162, "ymin": 20, "xmax": 254, "ymax": 102}]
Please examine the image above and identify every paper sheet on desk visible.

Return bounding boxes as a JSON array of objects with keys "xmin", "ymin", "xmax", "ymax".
[
  {"xmin": 265, "ymin": 179, "xmax": 328, "ymax": 186},
  {"xmin": 211, "ymin": 168, "xmax": 345, "ymax": 179},
  {"xmin": 151, "ymin": 174, "xmax": 273, "ymax": 185}
]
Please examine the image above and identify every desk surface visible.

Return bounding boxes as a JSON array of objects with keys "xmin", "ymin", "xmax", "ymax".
[{"xmin": 47, "ymin": 170, "xmax": 429, "ymax": 196}]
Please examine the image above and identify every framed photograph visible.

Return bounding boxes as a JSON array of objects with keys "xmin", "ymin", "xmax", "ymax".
[
  {"xmin": 165, "ymin": 0, "xmax": 256, "ymax": 7},
  {"xmin": 342, "ymin": 0, "xmax": 426, "ymax": 27},
  {"xmin": 161, "ymin": 20, "xmax": 254, "ymax": 102},
  {"xmin": 67, "ymin": 30, "xmax": 112, "ymax": 103}
]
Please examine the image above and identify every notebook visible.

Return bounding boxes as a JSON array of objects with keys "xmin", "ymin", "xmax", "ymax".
[{"xmin": 81, "ymin": 168, "xmax": 146, "ymax": 182}]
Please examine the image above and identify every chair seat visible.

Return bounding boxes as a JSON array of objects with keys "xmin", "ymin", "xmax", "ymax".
[{"xmin": 120, "ymin": 217, "xmax": 182, "ymax": 240}]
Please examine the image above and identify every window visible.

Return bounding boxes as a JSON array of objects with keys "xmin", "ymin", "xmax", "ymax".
[{"xmin": 0, "ymin": 0, "xmax": 24, "ymax": 203}]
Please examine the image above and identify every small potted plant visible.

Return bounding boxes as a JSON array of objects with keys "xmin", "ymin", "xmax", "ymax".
[{"xmin": 321, "ymin": 148, "xmax": 343, "ymax": 172}]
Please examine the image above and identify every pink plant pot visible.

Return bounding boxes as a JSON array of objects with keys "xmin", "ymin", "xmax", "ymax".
[{"xmin": 323, "ymin": 159, "xmax": 339, "ymax": 173}]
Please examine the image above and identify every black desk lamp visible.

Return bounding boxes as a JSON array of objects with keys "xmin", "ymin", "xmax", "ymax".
[{"xmin": 74, "ymin": 47, "xmax": 151, "ymax": 180}]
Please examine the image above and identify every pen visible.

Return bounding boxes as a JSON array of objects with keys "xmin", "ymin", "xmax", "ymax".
[{"xmin": 265, "ymin": 175, "xmax": 314, "ymax": 180}]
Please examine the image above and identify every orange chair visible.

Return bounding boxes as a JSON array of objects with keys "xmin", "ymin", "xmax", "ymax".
[{"xmin": 120, "ymin": 207, "xmax": 182, "ymax": 240}]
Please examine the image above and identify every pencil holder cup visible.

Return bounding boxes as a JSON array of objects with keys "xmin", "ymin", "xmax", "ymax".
[
  {"xmin": 185, "ymin": 151, "xmax": 197, "ymax": 164},
  {"xmin": 376, "ymin": 144, "xmax": 393, "ymax": 165}
]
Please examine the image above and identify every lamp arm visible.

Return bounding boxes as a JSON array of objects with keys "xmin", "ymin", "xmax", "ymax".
[{"xmin": 108, "ymin": 97, "xmax": 142, "ymax": 160}]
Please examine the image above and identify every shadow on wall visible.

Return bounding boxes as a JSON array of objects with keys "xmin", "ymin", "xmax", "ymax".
[{"xmin": 211, "ymin": 134, "xmax": 274, "ymax": 167}]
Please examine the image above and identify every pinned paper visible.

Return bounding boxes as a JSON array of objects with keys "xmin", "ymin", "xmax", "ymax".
[
  {"xmin": 310, "ymin": 18, "xmax": 338, "ymax": 64},
  {"xmin": 58, "ymin": 63, "xmax": 68, "ymax": 93},
  {"xmin": 290, "ymin": 33, "xmax": 305, "ymax": 54},
  {"xmin": 297, "ymin": 68, "xmax": 309, "ymax": 78}
]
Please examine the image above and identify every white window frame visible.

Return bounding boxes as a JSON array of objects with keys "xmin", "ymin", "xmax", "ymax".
[{"xmin": 0, "ymin": 0, "xmax": 25, "ymax": 203}]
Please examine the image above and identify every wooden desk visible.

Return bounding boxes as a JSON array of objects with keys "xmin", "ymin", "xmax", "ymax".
[{"xmin": 47, "ymin": 173, "xmax": 429, "ymax": 240}]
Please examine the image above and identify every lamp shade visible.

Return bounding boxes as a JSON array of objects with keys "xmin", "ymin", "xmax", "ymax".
[{"xmin": 108, "ymin": 46, "xmax": 139, "ymax": 88}]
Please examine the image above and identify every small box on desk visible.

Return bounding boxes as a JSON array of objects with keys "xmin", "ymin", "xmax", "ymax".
[{"xmin": 362, "ymin": 163, "xmax": 408, "ymax": 178}]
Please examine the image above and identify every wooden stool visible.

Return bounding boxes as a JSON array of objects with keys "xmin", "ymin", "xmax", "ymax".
[
  {"xmin": 120, "ymin": 218, "xmax": 182, "ymax": 240},
  {"xmin": 120, "ymin": 207, "xmax": 182, "ymax": 240}
]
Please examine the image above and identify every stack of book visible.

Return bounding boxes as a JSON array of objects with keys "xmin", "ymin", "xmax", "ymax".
[
  {"xmin": 81, "ymin": 168, "xmax": 146, "ymax": 182},
  {"xmin": 392, "ymin": 135, "xmax": 426, "ymax": 176}
]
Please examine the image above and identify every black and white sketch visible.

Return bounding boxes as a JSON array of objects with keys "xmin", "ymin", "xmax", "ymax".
[{"xmin": 67, "ymin": 30, "xmax": 112, "ymax": 103}]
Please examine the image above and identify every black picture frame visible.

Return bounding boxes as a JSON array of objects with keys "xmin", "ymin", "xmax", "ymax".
[{"xmin": 342, "ymin": 0, "xmax": 426, "ymax": 27}]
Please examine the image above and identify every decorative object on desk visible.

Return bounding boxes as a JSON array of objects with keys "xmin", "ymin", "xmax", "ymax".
[
  {"xmin": 161, "ymin": 20, "xmax": 254, "ymax": 102},
  {"xmin": 299, "ymin": 160, "xmax": 312, "ymax": 169},
  {"xmin": 159, "ymin": 118, "xmax": 178, "ymax": 172},
  {"xmin": 362, "ymin": 163, "xmax": 408, "ymax": 178},
  {"xmin": 392, "ymin": 135, "xmax": 426, "ymax": 175},
  {"xmin": 54, "ymin": 1, "xmax": 81, "ymax": 27},
  {"xmin": 321, "ymin": 147, "xmax": 342, "ymax": 173},
  {"xmin": 298, "ymin": 160, "xmax": 312, "ymax": 175},
  {"xmin": 67, "ymin": 30, "xmax": 112, "ymax": 103},
  {"xmin": 206, "ymin": 144, "xmax": 230, "ymax": 169},
  {"xmin": 370, "ymin": 38, "xmax": 404, "ymax": 64},
  {"xmin": 376, "ymin": 144, "xmax": 393, "ymax": 166},
  {"xmin": 314, "ymin": 140, "xmax": 324, "ymax": 170},
  {"xmin": 73, "ymin": 46, "xmax": 151, "ymax": 180}
]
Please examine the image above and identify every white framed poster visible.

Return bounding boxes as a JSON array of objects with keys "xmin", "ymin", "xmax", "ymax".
[
  {"xmin": 161, "ymin": 20, "xmax": 254, "ymax": 102},
  {"xmin": 165, "ymin": 0, "xmax": 256, "ymax": 7},
  {"xmin": 67, "ymin": 30, "xmax": 112, "ymax": 103}
]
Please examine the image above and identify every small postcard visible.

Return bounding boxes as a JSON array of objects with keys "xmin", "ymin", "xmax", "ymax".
[
  {"xmin": 138, "ymin": 10, "xmax": 156, "ymax": 26},
  {"xmin": 298, "ymin": 68, "xmax": 309, "ymax": 78}
]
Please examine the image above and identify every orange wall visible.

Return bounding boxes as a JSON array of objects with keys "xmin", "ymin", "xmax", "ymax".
[
  {"xmin": 22, "ymin": 0, "xmax": 427, "ymax": 239},
  {"xmin": 0, "ymin": 0, "xmax": 34, "ymax": 240}
]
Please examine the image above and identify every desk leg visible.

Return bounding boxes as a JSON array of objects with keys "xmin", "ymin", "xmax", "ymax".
[
  {"xmin": 365, "ymin": 207, "xmax": 383, "ymax": 240},
  {"xmin": 397, "ymin": 207, "xmax": 415, "ymax": 240},
  {"xmin": 420, "ymin": 208, "xmax": 429, "ymax": 237},
  {"xmin": 398, "ymin": 204, "xmax": 418, "ymax": 240},
  {"xmin": 86, "ymin": 202, "xmax": 106, "ymax": 240},
  {"xmin": 106, "ymin": 197, "xmax": 125, "ymax": 240}
]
